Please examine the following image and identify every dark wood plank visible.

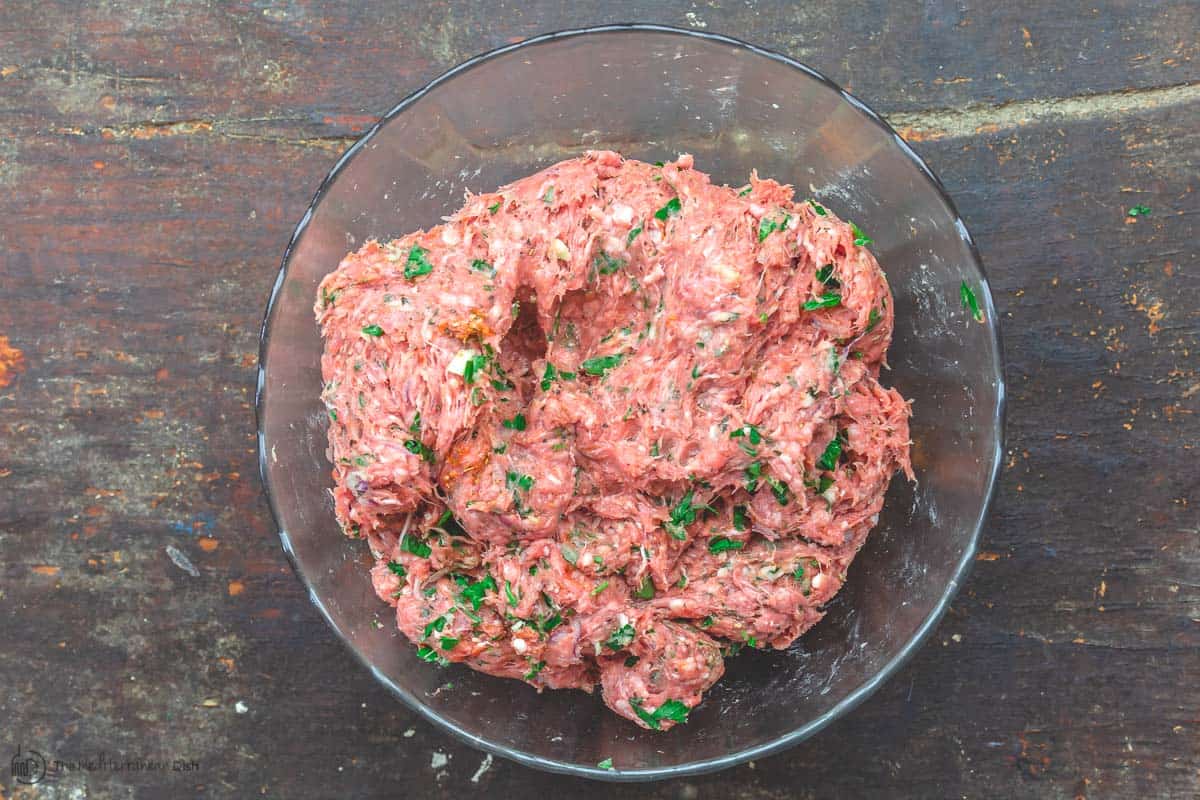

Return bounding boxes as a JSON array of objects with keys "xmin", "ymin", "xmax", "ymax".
[{"xmin": 0, "ymin": 2, "xmax": 1196, "ymax": 798}]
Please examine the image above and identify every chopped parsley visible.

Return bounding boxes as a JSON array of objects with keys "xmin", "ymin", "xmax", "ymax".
[
  {"xmin": 361, "ymin": 324, "xmax": 384, "ymax": 337},
  {"xmin": 766, "ymin": 475, "xmax": 791, "ymax": 505},
  {"xmin": 604, "ymin": 623, "xmax": 636, "ymax": 651},
  {"xmin": 730, "ymin": 424, "xmax": 762, "ymax": 456},
  {"xmin": 708, "ymin": 536, "xmax": 744, "ymax": 555},
  {"xmin": 328, "ymin": 409, "xmax": 338, "ymax": 421},
  {"xmin": 439, "ymin": 636, "xmax": 459, "ymax": 650},
  {"xmin": 504, "ymin": 580, "xmax": 519, "ymax": 607},
  {"xmin": 744, "ymin": 460, "xmax": 763, "ymax": 493},
  {"xmin": 626, "ymin": 224, "xmax": 643, "ymax": 245},
  {"xmin": 630, "ymin": 698, "xmax": 690, "ymax": 730},
  {"xmin": 320, "ymin": 286, "xmax": 341, "ymax": 308},
  {"xmin": 757, "ymin": 212, "xmax": 791, "ymax": 242},
  {"xmin": 815, "ymin": 264, "xmax": 838, "ymax": 285},
  {"xmin": 461, "ymin": 352, "xmax": 490, "ymax": 385},
  {"xmin": 470, "ymin": 258, "xmax": 494, "ymax": 274},
  {"xmin": 506, "ymin": 471, "xmax": 534, "ymax": 492},
  {"xmin": 654, "ymin": 197, "xmax": 682, "ymax": 221},
  {"xmin": 459, "ymin": 574, "xmax": 496, "ymax": 611},
  {"xmin": 580, "ymin": 353, "xmax": 623, "ymax": 376},
  {"xmin": 960, "ymin": 280, "xmax": 984, "ymax": 323},
  {"xmin": 591, "ymin": 580, "xmax": 610, "ymax": 596},
  {"xmin": 866, "ymin": 307, "xmax": 882, "ymax": 332},
  {"xmin": 732, "ymin": 504, "xmax": 749, "ymax": 531},
  {"xmin": 415, "ymin": 645, "xmax": 446, "ymax": 664},
  {"xmin": 404, "ymin": 438, "xmax": 435, "ymax": 462},
  {"xmin": 849, "ymin": 222, "xmax": 872, "ymax": 247},
  {"xmin": 699, "ymin": 615, "xmax": 715, "ymax": 628},
  {"xmin": 1128, "ymin": 204, "xmax": 1151, "ymax": 217},
  {"xmin": 400, "ymin": 534, "xmax": 432, "ymax": 558},
  {"xmin": 488, "ymin": 201, "xmax": 501, "ymax": 214},
  {"xmin": 633, "ymin": 576, "xmax": 656, "ymax": 600},
  {"xmin": 502, "ymin": 413, "xmax": 527, "ymax": 431},
  {"xmin": 623, "ymin": 655, "xmax": 640, "ymax": 667},
  {"xmin": 523, "ymin": 660, "xmax": 546, "ymax": 680},
  {"xmin": 597, "ymin": 758, "xmax": 614, "ymax": 771},
  {"xmin": 542, "ymin": 186, "xmax": 555, "ymax": 204},
  {"xmin": 809, "ymin": 199, "xmax": 827, "ymax": 216},
  {"xmin": 738, "ymin": 185, "xmax": 753, "ymax": 197},
  {"xmin": 802, "ymin": 293, "xmax": 842, "ymax": 311},
  {"xmin": 386, "ymin": 561, "xmax": 406, "ymax": 577},
  {"xmin": 595, "ymin": 250, "xmax": 624, "ymax": 275},
  {"xmin": 664, "ymin": 489, "xmax": 708, "ymax": 540},
  {"xmin": 422, "ymin": 615, "xmax": 447, "ymax": 638},
  {"xmin": 817, "ymin": 432, "xmax": 844, "ymax": 472},
  {"xmin": 403, "ymin": 245, "xmax": 433, "ymax": 280}
]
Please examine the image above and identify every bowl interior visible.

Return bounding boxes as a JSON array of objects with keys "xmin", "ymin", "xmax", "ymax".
[{"xmin": 257, "ymin": 27, "xmax": 1003, "ymax": 780}]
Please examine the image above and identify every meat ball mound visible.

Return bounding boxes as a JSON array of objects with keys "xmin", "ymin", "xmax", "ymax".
[{"xmin": 319, "ymin": 151, "xmax": 912, "ymax": 730}]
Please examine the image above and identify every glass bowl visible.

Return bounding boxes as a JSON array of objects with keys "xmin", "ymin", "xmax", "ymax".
[{"xmin": 256, "ymin": 24, "xmax": 1004, "ymax": 781}]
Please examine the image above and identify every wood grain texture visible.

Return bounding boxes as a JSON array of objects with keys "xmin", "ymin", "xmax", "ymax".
[{"xmin": 0, "ymin": 2, "xmax": 1196, "ymax": 798}]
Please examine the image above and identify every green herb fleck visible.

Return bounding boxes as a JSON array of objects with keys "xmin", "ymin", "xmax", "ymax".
[
  {"xmin": 523, "ymin": 660, "xmax": 546, "ymax": 681},
  {"xmin": 415, "ymin": 645, "xmax": 446, "ymax": 664},
  {"xmin": 403, "ymin": 246, "xmax": 433, "ymax": 280},
  {"xmin": 732, "ymin": 505, "xmax": 749, "ymax": 531},
  {"xmin": 633, "ymin": 576, "xmax": 656, "ymax": 600},
  {"xmin": 604, "ymin": 623, "xmax": 636, "ymax": 651},
  {"xmin": 400, "ymin": 534, "xmax": 432, "ymax": 558},
  {"xmin": 738, "ymin": 185, "xmax": 753, "ymax": 197},
  {"xmin": 708, "ymin": 536, "xmax": 744, "ymax": 555},
  {"xmin": 1128, "ymin": 204, "xmax": 1151, "ymax": 217},
  {"xmin": 506, "ymin": 471, "xmax": 534, "ymax": 492},
  {"xmin": 361, "ymin": 324, "xmax": 384, "ymax": 337},
  {"xmin": 470, "ymin": 258, "xmax": 494, "ymax": 274},
  {"xmin": 580, "ymin": 353, "xmax": 623, "ymax": 376},
  {"xmin": 809, "ymin": 199, "xmax": 827, "ymax": 216},
  {"xmin": 699, "ymin": 615, "xmax": 715, "ymax": 628},
  {"xmin": 488, "ymin": 201, "xmax": 501, "ymax": 214},
  {"xmin": 802, "ymin": 293, "xmax": 842, "ymax": 311},
  {"xmin": 404, "ymin": 438, "xmax": 435, "ymax": 462},
  {"xmin": 595, "ymin": 250, "xmax": 624, "ymax": 276},
  {"xmin": 817, "ymin": 432, "xmax": 844, "ymax": 472},
  {"xmin": 387, "ymin": 561, "xmax": 406, "ymax": 577},
  {"xmin": 542, "ymin": 186, "xmax": 555, "ymax": 204},
  {"xmin": 654, "ymin": 197, "xmax": 682, "ymax": 221},
  {"xmin": 960, "ymin": 280, "xmax": 984, "ymax": 323},
  {"xmin": 328, "ymin": 408, "xmax": 338, "ymax": 421},
  {"xmin": 757, "ymin": 212, "xmax": 791, "ymax": 242},
  {"xmin": 849, "ymin": 222, "xmax": 872, "ymax": 247},
  {"xmin": 866, "ymin": 307, "xmax": 882, "ymax": 332},
  {"xmin": 630, "ymin": 698, "xmax": 690, "ymax": 730},
  {"xmin": 744, "ymin": 461, "xmax": 763, "ymax": 493},
  {"xmin": 502, "ymin": 413, "xmax": 527, "ymax": 431},
  {"xmin": 459, "ymin": 574, "xmax": 496, "ymax": 611},
  {"xmin": 766, "ymin": 475, "xmax": 791, "ymax": 506},
  {"xmin": 597, "ymin": 758, "xmax": 614, "ymax": 771},
  {"xmin": 504, "ymin": 580, "xmax": 519, "ymax": 607},
  {"xmin": 626, "ymin": 224, "xmax": 643, "ymax": 245},
  {"xmin": 422, "ymin": 615, "xmax": 447, "ymax": 638}
]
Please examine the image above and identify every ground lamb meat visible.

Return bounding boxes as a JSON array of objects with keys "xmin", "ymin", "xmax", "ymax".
[{"xmin": 317, "ymin": 151, "xmax": 912, "ymax": 730}]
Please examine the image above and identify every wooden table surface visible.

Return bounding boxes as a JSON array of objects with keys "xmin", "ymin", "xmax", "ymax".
[{"xmin": 1, "ymin": 3, "xmax": 1196, "ymax": 798}]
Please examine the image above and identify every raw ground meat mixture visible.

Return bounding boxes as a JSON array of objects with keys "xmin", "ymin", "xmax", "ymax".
[{"xmin": 314, "ymin": 151, "xmax": 912, "ymax": 731}]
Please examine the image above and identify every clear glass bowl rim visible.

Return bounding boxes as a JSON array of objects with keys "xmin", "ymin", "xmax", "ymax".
[{"xmin": 255, "ymin": 22, "xmax": 1007, "ymax": 782}]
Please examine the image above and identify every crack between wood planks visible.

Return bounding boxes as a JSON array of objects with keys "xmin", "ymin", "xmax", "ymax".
[
  {"xmin": 886, "ymin": 80, "xmax": 1200, "ymax": 141},
  {"xmin": 51, "ymin": 118, "xmax": 357, "ymax": 152},
  {"xmin": 44, "ymin": 80, "xmax": 1200, "ymax": 150}
]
